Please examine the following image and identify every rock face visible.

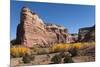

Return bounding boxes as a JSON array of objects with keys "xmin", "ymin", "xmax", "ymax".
[
  {"xmin": 16, "ymin": 7, "xmax": 74, "ymax": 48},
  {"xmin": 78, "ymin": 25, "xmax": 95, "ymax": 42},
  {"xmin": 71, "ymin": 33, "xmax": 78, "ymax": 42}
]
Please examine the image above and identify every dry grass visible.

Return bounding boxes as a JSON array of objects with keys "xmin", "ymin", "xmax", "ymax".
[
  {"xmin": 10, "ymin": 46, "xmax": 30, "ymax": 57},
  {"xmin": 49, "ymin": 42, "xmax": 95, "ymax": 53},
  {"xmin": 10, "ymin": 42, "xmax": 95, "ymax": 56}
]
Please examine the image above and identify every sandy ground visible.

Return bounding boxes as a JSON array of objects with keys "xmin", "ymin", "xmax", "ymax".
[{"xmin": 10, "ymin": 52, "xmax": 95, "ymax": 67}]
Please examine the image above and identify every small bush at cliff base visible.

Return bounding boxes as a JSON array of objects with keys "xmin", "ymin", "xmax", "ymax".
[
  {"xmin": 63, "ymin": 55, "xmax": 74, "ymax": 63},
  {"xmin": 31, "ymin": 48, "xmax": 49, "ymax": 55},
  {"xmin": 51, "ymin": 54, "xmax": 62, "ymax": 64},
  {"xmin": 22, "ymin": 53, "xmax": 31, "ymax": 63},
  {"xmin": 22, "ymin": 53, "xmax": 35, "ymax": 63},
  {"xmin": 68, "ymin": 47, "xmax": 78, "ymax": 57},
  {"xmin": 59, "ymin": 52, "xmax": 66, "ymax": 58}
]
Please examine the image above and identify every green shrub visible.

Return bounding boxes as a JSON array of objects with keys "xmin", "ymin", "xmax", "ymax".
[
  {"xmin": 63, "ymin": 55, "xmax": 74, "ymax": 63},
  {"xmin": 22, "ymin": 53, "xmax": 31, "ymax": 63},
  {"xmin": 30, "ymin": 47, "xmax": 50, "ymax": 55},
  {"xmin": 51, "ymin": 54, "xmax": 62, "ymax": 64},
  {"xmin": 31, "ymin": 55, "xmax": 35, "ymax": 60},
  {"xmin": 22, "ymin": 53, "xmax": 35, "ymax": 63},
  {"xmin": 68, "ymin": 47, "xmax": 78, "ymax": 57},
  {"xmin": 59, "ymin": 52, "xmax": 66, "ymax": 58}
]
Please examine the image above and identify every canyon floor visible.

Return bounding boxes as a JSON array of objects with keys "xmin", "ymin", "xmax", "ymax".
[
  {"xmin": 11, "ymin": 46, "xmax": 95, "ymax": 67},
  {"xmin": 11, "ymin": 55, "xmax": 95, "ymax": 67}
]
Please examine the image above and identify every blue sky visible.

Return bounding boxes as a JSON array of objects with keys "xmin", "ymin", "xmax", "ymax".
[{"xmin": 10, "ymin": 1, "xmax": 95, "ymax": 40}]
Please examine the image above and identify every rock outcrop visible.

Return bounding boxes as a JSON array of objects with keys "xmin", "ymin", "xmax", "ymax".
[
  {"xmin": 78, "ymin": 25, "xmax": 95, "ymax": 42},
  {"xmin": 71, "ymin": 33, "xmax": 78, "ymax": 42},
  {"xmin": 16, "ymin": 7, "xmax": 74, "ymax": 48}
]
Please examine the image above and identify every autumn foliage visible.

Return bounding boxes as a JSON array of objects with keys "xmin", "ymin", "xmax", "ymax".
[
  {"xmin": 49, "ymin": 42, "xmax": 95, "ymax": 53},
  {"xmin": 10, "ymin": 46, "xmax": 30, "ymax": 57}
]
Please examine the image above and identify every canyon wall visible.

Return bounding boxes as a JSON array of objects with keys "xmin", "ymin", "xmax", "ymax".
[{"xmin": 16, "ymin": 7, "xmax": 74, "ymax": 48}]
